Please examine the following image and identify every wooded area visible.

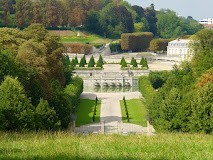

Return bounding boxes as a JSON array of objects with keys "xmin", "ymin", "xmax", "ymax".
[{"xmin": 0, "ymin": 0, "xmax": 203, "ymax": 38}]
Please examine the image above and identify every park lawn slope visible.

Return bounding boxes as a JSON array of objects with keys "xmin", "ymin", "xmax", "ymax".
[
  {"xmin": 120, "ymin": 99, "xmax": 147, "ymax": 126},
  {"xmin": 0, "ymin": 132, "xmax": 213, "ymax": 159},
  {"xmin": 75, "ymin": 99, "xmax": 101, "ymax": 127}
]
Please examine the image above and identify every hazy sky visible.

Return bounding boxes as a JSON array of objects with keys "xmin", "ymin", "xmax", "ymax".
[{"xmin": 126, "ymin": 0, "xmax": 213, "ymax": 20}]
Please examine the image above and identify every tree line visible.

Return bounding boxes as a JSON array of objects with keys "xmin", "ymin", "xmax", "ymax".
[
  {"xmin": 0, "ymin": 24, "xmax": 83, "ymax": 131},
  {"xmin": 139, "ymin": 29, "xmax": 213, "ymax": 134},
  {"xmin": 0, "ymin": 0, "xmax": 203, "ymax": 38}
]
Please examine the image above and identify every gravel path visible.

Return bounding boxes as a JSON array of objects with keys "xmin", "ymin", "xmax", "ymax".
[{"xmin": 79, "ymin": 92, "xmax": 148, "ymax": 134}]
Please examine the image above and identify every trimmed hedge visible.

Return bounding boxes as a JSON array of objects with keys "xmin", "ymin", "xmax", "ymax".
[
  {"xmin": 121, "ymin": 32, "xmax": 153, "ymax": 52},
  {"xmin": 149, "ymin": 39, "xmax": 169, "ymax": 52},
  {"xmin": 110, "ymin": 43, "xmax": 122, "ymax": 53},
  {"xmin": 64, "ymin": 43, "xmax": 93, "ymax": 55},
  {"xmin": 138, "ymin": 76, "xmax": 155, "ymax": 102}
]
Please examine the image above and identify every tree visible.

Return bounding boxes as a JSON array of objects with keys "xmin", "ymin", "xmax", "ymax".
[
  {"xmin": 96, "ymin": 56, "xmax": 104, "ymax": 68},
  {"xmin": 75, "ymin": 56, "xmax": 79, "ymax": 64},
  {"xmin": 145, "ymin": 4, "xmax": 157, "ymax": 36},
  {"xmin": 132, "ymin": 59, "xmax": 138, "ymax": 67},
  {"xmin": 35, "ymin": 98, "xmax": 60, "ymax": 130},
  {"xmin": 79, "ymin": 56, "xmax": 86, "ymax": 67},
  {"xmin": 120, "ymin": 57, "xmax": 125, "ymax": 65},
  {"xmin": 0, "ymin": 76, "xmax": 35, "ymax": 130},
  {"xmin": 100, "ymin": 3, "xmax": 134, "ymax": 38},
  {"xmin": 191, "ymin": 29, "xmax": 213, "ymax": 77},
  {"xmin": 88, "ymin": 56, "xmax": 95, "ymax": 67},
  {"xmin": 130, "ymin": 57, "xmax": 135, "ymax": 65},
  {"xmin": 121, "ymin": 58, "xmax": 127, "ymax": 68}
]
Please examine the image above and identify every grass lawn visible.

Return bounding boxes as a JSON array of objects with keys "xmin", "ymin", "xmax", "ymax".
[
  {"xmin": 0, "ymin": 132, "xmax": 213, "ymax": 159},
  {"xmin": 120, "ymin": 99, "xmax": 147, "ymax": 126},
  {"xmin": 75, "ymin": 99, "xmax": 101, "ymax": 127}
]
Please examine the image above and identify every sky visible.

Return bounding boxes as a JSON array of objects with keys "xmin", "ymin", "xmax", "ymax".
[{"xmin": 126, "ymin": 0, "xmax": 213, "ymax": 20}]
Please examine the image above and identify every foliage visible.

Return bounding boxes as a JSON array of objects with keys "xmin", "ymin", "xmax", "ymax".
[
  {"xmin": 156, "ymin": 9, "xmax": 203, "ymax": 38},
  {"xmin": 121, "ymin": 32, "xmax": 153, "ymax": 52},
  {"xmin": 190, "ymin": 29, "xmax": 213, "ymax": 77},
  {"xmin": 64, "ymin": 43, "xmax": 93, "ymax": 55},
  {"xmin": 88, "ymin": 56, "xmax": 95, "ymax": 67},
  {"xmin": 138, "ymin": 76, "xmax": 155, "ymax": 102},
  {"xmin": 99, "ymin": 3, "xmax": 134, "ymax": 38},
  {"xmin": 79, "ymin": 55, "xmax": 87, "ymax": 67},
  {"xmin": 35, "ymin": 98, "xmax": 60, "ymax": 130},
  {"xmin": 149, "ymin": 39, "xmax": 169, "ymax": 52},
  {"xmin": 132, "ymin": 58, "xmax": 138, "ymax": 67},
  {"xmin": 121, "ymin": 58, "xmax": 127, "ymax": 68},
  {"xmin": 0, "ymin": 76, "xmax": 35, "ymax": 130},
  {"xmin": 109, "ymin": 42, "xmax": 122, "ymax": 53}
]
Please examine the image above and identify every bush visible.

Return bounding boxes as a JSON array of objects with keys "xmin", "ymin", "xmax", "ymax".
[
  {"xmin": 110, "ymin": 43, "xmax": 122, "ymax": 53},
  {"xmin": 64, "ymin": 43, "xmax": 93, "ymax": 55},
  {"xmin": 121, "ymin": 58, "xmax": 127, "ymax": 68},
  {"xmin": 0, "ymin": 76, "xmax": 35, "ymax": 130},
  {"xmin": 132, "ymin": 59, "xmax": 138, "ymax": 68},
  {"xmin": 35, "ymin": 98, "xmax": 60, "ymax": 130},
  {"xmin": 88, "ymin": 56, "xmax": 95, "ymax": 67},
  {"xmin": 138, "ymin": 76, "xmax": 155, "ymax": 101},
  {"xmin": 149, "ymin": 39, "xmax": 169, "ymax": 52},
  {"xmin": 121, "ymin": 32, "xmax": 153, "ymax": 52},
  {"xmin": 79, "ymin": 55, "xmax": 87, "ymax": 67}
]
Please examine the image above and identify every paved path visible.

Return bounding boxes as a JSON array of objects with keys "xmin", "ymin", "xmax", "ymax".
[{"xmin": 78, "ymin": 92, "xmax": 152, "ymax": 134}]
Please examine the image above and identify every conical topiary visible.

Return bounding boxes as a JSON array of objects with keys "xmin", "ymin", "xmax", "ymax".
[{"xmin": 88, "ymin": 56, "xmax": 95, "ymax": 67}]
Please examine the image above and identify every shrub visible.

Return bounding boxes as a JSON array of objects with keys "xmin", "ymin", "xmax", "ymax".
[
  {"xmin": 132, "ymin": 59, "xmax": 138, "ymax": 68},
  {"xmin": 121, "ymin": 32, "xmax": 153, "ymax": 52},
  {"xmin": 88, "ymin": 56, "xmax": 95, "ymax": 67},
  {"xmin": 110, "ymin": 43, "xmax": 122, "ymax": 53},
  {"xmin": 64, "ymin": 43, "xmax": 93, "ymax": 55},
  {"xmin": 79, "ymin": 55, "xmax": 87, "ymax": 67},
  {"xmin": 35, "ymin": 98, "xmax": 60, "ymax": 130},
  {"xmin": 130, "ymin": 57, "xmax": 135, "ymax": 65},
  {"xmin": 0, "ymin": 76, "xmax": 35, "ymax": 130},
  {"xmin": 121, "ymin": 58, "xmax": 127, "ymax": 68},
  {"xmin": 149, "ymin": 39, "xmax": 169, "ymax": 52}
]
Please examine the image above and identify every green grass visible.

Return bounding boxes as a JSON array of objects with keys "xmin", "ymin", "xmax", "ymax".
[
  {"xmin": 0, "ymin": 132, "xmax": 213, "ymax": 159},
  {"xmin": 75, "ymin": 99, "xmax": 101, "ymax": 127},
  {"xmin": 120, "ymin": 99, "xmax": 147, "ymax": 126}
]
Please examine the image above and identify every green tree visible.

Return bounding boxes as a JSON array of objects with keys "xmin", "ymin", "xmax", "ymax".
[
  {"xmin": 121, "ymin": 58, "xmax": 127, "ymax": 68},
  {"xmin": 35, "ymin": 98, "xmax": 60, "ymax": 130},
  {"xmin": 0, "ymin": 76, "xmax": 35, "ymax": 130},
  {"xmin": 189, "ymin": 83, "xmax": 213, "ymax": 133},
  {"xmin": 132, "ymin": 59, "xmax": 138, "ymax": 67},
  {"xmin": 130, "ymin": 57, "xmax": 135, "ymax": 65},
  {"xmin": 145, "ymin": 4, "xmax": 157, "ymax": 36},
  {"xmin": 88, "ymin": 56, "xmax": 95, "ymax": 67},
  {"xmin": 79, "ymin": 56, "xmax": 86, "ymax": 67},
  {"xmin": 96, "ymin": 58, "xmax": 103, "ymax": 68},
  {"xmin": 120, "ymin": 57, "xmax": 125, "ymax": 65},
  {"xmin": 191, "ymin": 29, "xmax": 213, "ymax": 77},
  {"xmin": 75, "ymin": 56, "xmax": 79, "ymax": 64}
]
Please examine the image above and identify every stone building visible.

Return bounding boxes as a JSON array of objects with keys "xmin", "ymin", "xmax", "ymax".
[{"xmin": 167, "ymin": 39, "xmax": 191, "ymax": 60}]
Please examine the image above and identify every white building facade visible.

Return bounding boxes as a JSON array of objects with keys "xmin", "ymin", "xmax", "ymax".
[
  {"xmin": 199, "ymin": 18, "xmax": 213, "ymax": 25},
  {"xmin": 167, "ymin": 39, "xmax": 191, "ymax": 60}
]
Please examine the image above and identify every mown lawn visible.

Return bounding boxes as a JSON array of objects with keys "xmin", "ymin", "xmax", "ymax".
[
  {"xmin": 75, "ymin": 99, "xmax": 101, "ymax": 127},
  {"xmin": 0, "ymin": 132, "xmax": 213, "ymax": 159},
  {"xmin": 120, "ymin": 99, "xmax": 147, "ymax": 126}
]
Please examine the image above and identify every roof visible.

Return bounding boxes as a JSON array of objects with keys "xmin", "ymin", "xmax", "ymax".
[{"xmin": 169, "ymin": 39, "xmax": 190, "ymax": 44}]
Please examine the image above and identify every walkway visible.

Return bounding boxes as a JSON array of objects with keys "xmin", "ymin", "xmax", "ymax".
[{"xmin": 77, "ymin": 92, "xmax": 153, "ymax": 134}]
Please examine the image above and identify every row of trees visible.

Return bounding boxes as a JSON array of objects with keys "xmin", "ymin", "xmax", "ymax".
[
  {"xmin": 139, "ymin": 29, "xmax": 213, "ymax": 133},
  {"xmin": 0, "ymin": 24, "xmax": 83, "ymax": 130},
  {"xmin": 71, "ymin": 55, "xmax": 104, "ymax": 68},
  {"xmin": 0, "ymin": 1, "xmax": 202, "ymax": 38},
  {"xmin": 120, "ymin": 57, "xmax": 148, "ymax": 69}
]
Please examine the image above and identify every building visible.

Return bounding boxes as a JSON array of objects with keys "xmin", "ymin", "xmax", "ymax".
[
  {"xmin": 199, "ymin": 18, "xmax": 213, "ymax": 25},
  {"xmin": 167, "ymin": 39, "xmax": 191, "ymax": 60},
  {"xmin": 199, "ymin": 18, "xmax": 213, "ymax": 29}
]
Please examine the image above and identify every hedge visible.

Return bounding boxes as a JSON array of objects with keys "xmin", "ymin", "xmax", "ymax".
[
  {"xmin": 110, "ymin": 43, "xmax": 122, "ymax": 53},
  {"xmin": 149, "ymin": 39, "xmax": 169, "ymax": 52},
  {"xmin": 138, "ymin": 76, "xmax": 155, "ymax": 102},
  {"xmin": 64, "ymin": 43, "xmax": 93, "ymax": 55},
  {"xmin": 121, "ymin": 32, "xmax": 153, "ymax": 52}
]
